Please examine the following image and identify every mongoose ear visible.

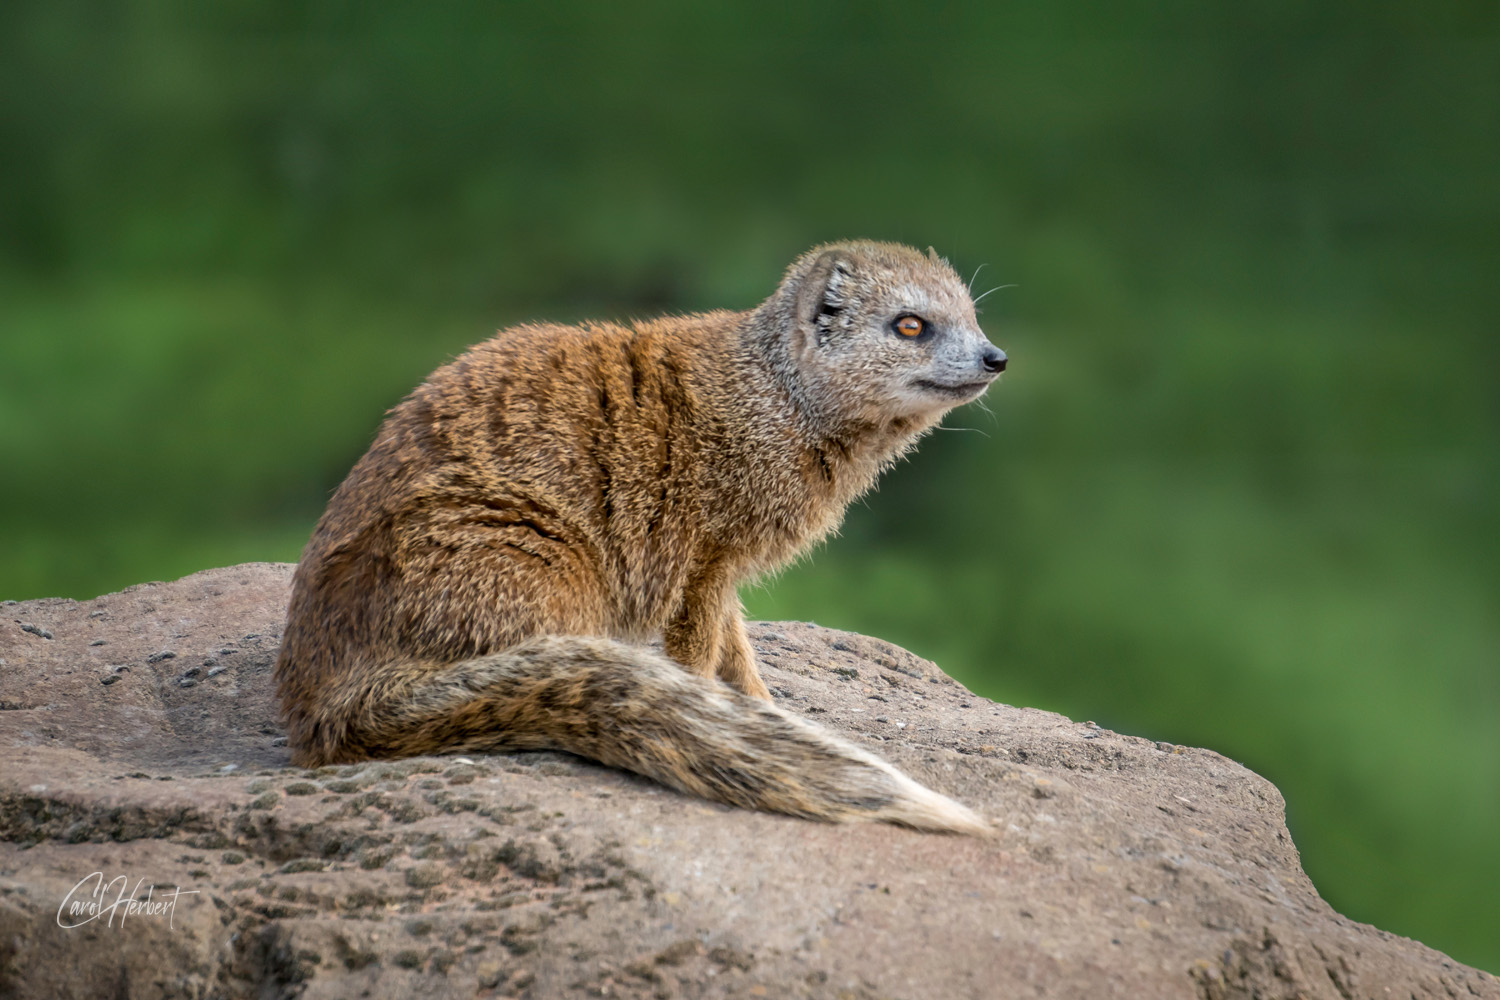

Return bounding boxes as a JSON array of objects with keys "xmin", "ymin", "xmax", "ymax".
[{"xmin": 795, "ymin": 250, "xmax": 854, "ymax": 346}]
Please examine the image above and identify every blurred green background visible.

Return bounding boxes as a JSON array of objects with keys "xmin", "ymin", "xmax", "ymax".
[{"xmin": 2, "ymin": 0, "xmax": 1496, "ymax": 972}]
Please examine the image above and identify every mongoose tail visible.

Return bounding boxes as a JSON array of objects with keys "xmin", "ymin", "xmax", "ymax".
[{"xmin": 322, "ymin": 635, "xmax": 989, "ymax": 836}]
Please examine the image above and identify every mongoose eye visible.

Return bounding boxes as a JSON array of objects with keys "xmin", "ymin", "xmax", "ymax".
[{"xmin": 893, "ymin": 315, "xmax": 927, "ymax": 338}]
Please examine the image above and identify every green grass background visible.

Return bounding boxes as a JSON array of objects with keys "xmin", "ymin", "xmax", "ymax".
[{"xmin": 1, "ymin": 1, "xmax": 1496, "ymax": 972}]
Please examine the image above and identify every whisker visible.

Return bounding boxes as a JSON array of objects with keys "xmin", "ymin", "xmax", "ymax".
[
  {"xmin": 972, "ymin": 283, "xmax": 1017, "ymax": 305},
  {"xmin": 968, "ymin": 262, "xmax": 988, "ymax": 295}
]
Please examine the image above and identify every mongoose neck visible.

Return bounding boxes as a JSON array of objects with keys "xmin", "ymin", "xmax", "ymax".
[
  {"xmin": 743, "ymin": 293, "xmax": 843, "ymax": 442},
  {"xmin": 742, "ymin": 294, "xmax": 931, "ymax": 468}
]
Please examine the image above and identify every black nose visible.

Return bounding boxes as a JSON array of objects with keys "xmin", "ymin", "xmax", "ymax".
[{"xmin": 980, "ymin": 345, "xmax": 1007, "ymax": 373}]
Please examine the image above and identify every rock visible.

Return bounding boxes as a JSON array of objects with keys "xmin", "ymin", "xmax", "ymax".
[{"xmin": 0, "ymin": 563, "xmax": 1493, "ymax": 1000}]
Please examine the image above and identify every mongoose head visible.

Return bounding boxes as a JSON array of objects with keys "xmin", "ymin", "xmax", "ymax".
[{"xmin": 770, "ymin": 240, "xmax": 1006, "ymax": 430}]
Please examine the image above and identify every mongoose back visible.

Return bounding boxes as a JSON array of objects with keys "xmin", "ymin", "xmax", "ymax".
[{"xmin": 275, "ymin": 240, "xmax": 1008, "ymax": 834}]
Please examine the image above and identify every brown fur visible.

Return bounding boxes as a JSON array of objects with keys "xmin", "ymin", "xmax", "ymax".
[{"xmin": 275, "ymin": 240, "xmax": 1006, "ymax": 833}]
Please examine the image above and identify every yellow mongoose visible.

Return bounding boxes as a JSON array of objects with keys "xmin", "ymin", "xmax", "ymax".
[{"xmin": 275, "ymin": 240, "xmax": 1007, "ymax": 834}]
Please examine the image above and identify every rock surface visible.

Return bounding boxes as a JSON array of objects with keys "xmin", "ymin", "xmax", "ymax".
[{"xmin": 0, "ymin": 563, "xmax": 1493, "ymax": 1000}]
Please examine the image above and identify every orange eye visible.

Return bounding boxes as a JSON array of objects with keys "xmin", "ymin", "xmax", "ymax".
[{"xmin": 894, "ymin": 315, "xmax": 926, "ymax": 337}]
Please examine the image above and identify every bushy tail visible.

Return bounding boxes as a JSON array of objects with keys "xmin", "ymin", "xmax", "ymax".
[{"xmin": 335, "ymin": 635, "xmax": 988, "ymax": 835}]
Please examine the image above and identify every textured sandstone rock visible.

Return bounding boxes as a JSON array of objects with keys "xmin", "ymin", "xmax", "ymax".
[{"xmin": 0, "ymin": 564, "xmax": 1493, "ymax": 999}]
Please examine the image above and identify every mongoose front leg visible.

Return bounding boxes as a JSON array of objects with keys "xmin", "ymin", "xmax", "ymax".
[
  {"xmin": 662, "ymin": 573, "xmax": 726, "ymax": 682},
  {"xmin": 661, "ymin": 568, "xmax": 767, "ymax": 696},
  {"xmin": 713, "ymin": 608, "xmax": 772, "ymax": 700}
]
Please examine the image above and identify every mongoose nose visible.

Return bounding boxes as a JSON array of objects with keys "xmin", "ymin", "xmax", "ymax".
[{"xmin": 980, "ymin": 345, "xmax": 1008, "ymax": 373}]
